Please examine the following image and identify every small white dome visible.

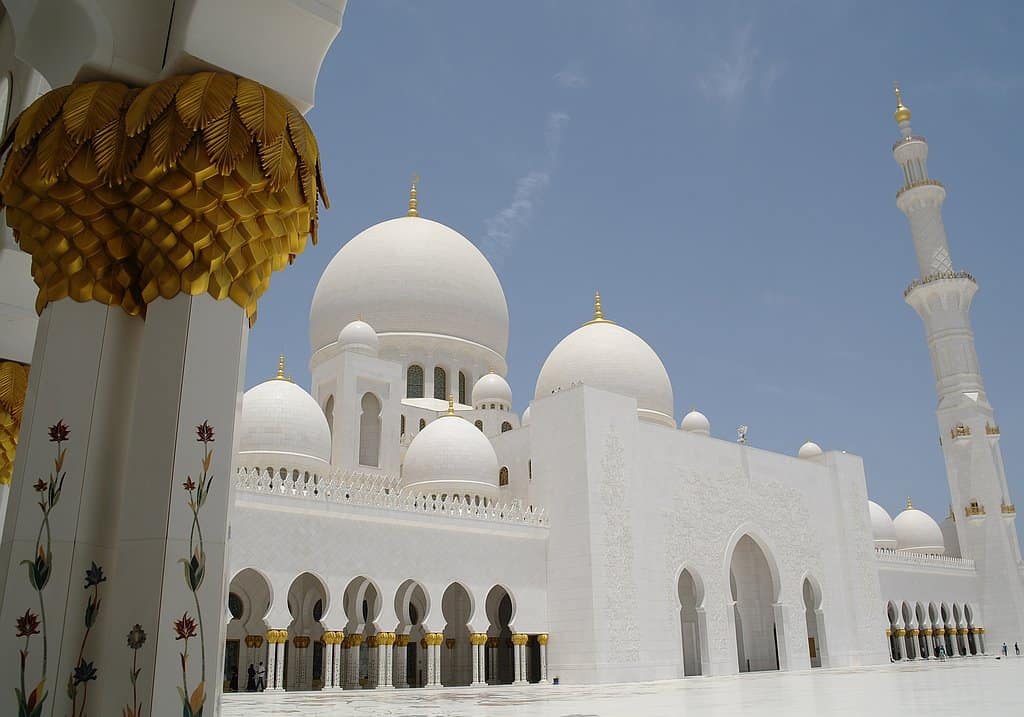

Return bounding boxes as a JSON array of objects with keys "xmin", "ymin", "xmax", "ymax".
[
  {"xmin": 521, "ymin": 406, "xmax": 532, "ymax": 426},
  {"xmin": 402, "ymin": 413, "xmax": 499, "ymax": 499},
  {"xmin": 535, "ymin": 301, "xmax": 674, "ymax": 427},
  {"xmin": 338, "ymin": 319, "xmax": 379, "ymax": 355},
  {"xmin": 473, "ymin": 372, "xmax": 512, "ymax": 408},
  {"xmin": 238, "ymin": 375, "xmax": 331, "ymax": 462},
  {"xmin": 868, "ymin": 500, "xmax": 898, "ymax": 549},
  {"xmin": 680, "ymin": 409, "xmax": 710, "ymax": 436},
  {"xmin": 894, "ymin": 501, "xmax": 945, "ymax": 554},
  {"xmin": 798, "ymin": 441, "xmax": 823, "ymax": 459}
]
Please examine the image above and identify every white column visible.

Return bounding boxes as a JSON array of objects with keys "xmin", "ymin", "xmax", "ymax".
[
  {"xmin": 512, "ymin": 634, "xmax": 527, "ymax": 684},
  {"xmin": 333, "ymin": 640, "xmax": 344, "ymax": 688},
  {"xmin": 470, "ymin": 634, "xmax": 486, "ymax": 686},
  {"xmin": 394, "ymin": 635, "xmax": 409, "ymax": 687},
  {"xmin": 265, "ymin": 636, "xmax": 280, "ymax": 691},
  {"xmin": 323, "ymin": 634, "xmax": 336, "ymax": 689},
  {"xmin": 275, "ymin": 637, "xmax": 287, "ymax": 690},
  {"xmin": 366, "ymin": 636, "xmax": 378, "ymax": 688},
  {"xmin": 345, "ymin": 635, "xmax": 363, "ymax": 688},
  {"xmin": 538, "ymin": 634, "xmax": 549, "ymax": 683},
  {"xmin": 381, "ymin": 634, "xmax": 394, "ymax": 689}
]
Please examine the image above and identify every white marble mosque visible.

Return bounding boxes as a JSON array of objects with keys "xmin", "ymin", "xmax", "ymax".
[{"xmin": 0, "ymin": 4, "xmax": 1020, "ymax": 714}]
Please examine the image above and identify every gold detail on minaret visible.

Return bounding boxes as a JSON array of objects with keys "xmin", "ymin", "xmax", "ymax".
[
  {"xmin": 408, "ymin": 174, "xmax": 419, "ymax": 217},
  {"xmin": 948, "ymin": 504, "xmax": 955, "ymax": 522},
  {"xmin": 274, "ymin": 354, "xmax": 286, "ymax": 380},
  {"xmin": 0, "ymin": 360, "xmax": 30, "ymax": 486},
  {"xmin": 893, "ymin": 82, "xmax": 911, "ymax": 123},
  {"xmin": 584, "ymin": 291, "xmax": 615, "ymax": 326},
  {"xmin": 950, "ymin": 423, "xmax": 971, "ymax": 440},
  {"xmin": 1001, "ymin": 501, "xmax": 1016, "ymax": 515},
  {"xmin": 986, "ymin": 422, "xmax": 1000, "ymax": 436},
  {"xmin": 965, "ymin": 500, "xmax": 986, "ymax": 518},
  {"xmin": 447, "ymin": 393, "xmax": 455, "ymax": 416},
  {"xmin": 906, "ymin": 496, "xmax": 913, "ymax": 510},
  {"xmin": 0, "ymin": 73, "xmax": 328, "ymax": 326}
]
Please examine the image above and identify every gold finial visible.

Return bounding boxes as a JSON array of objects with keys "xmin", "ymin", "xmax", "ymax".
[
  {"xmin": 275, "ymin": 354, "xmax": 286, "ymax": 380},
  {"xmin": 893, "ymin": 82, "xmax": 911, "ymax": 124},
  {"xmin": 584, "ymin": 291, "xmax": 615, "ymax": 326},
  {"xmin": 447, "ymin": 393, "xmax": 455, "ymax": 415},
  {"xmin": 407, "ymin": 174, "xmax": 419, "ymax": 217},
  {"xmin": 906, "ymin": 496, "xmax": 913, "ymax": 509}
]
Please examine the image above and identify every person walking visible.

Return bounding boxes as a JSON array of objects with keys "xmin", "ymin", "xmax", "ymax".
[
  {"xmin": 246, "ymin": 663, "xmax": 257, "ymax": 692},
  {"xmin": 1015, "ymin": 642, "xmax": 1020, "ymax": 657},
  {"xmin": 1002, "ymin": 642, "xmax": 1008, "ymax": 657},
  {"xmin": 256, "ymin": 661, "xmax": 267, "ymax": 692}
]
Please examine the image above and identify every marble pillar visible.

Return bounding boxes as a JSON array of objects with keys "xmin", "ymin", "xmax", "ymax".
[
  {"xmin": 512, "ymin": 633, "xmax": 529, "ymax": 684},
  {"xmin": 538, "ymin": 634, "xmax": 549, "ymax": 683},
  {"xmin": 470, "ymin": 633, "xmax": 487, "ymax": 686},
  {"xmin": 394, "ymin": 635, "xmax": 409, "ymax": 687}
]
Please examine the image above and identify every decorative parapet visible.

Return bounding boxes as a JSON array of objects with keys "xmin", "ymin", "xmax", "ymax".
[
  {"xmin": 895, "ymin": 178, "xmax": 944, "ymax": 200},
  {"xmin": 1001, "ymin": 502, "xmax": 1016, "ymax": 515},
  {"xmin": 950, "ymin": 423, "xmax": 971, "ymax": 440},
  {"xmin": 892, "ymin": 135, "xmax": 928, "ymax": 152},
  {"xmin": 874, "ymin": 547, "xmax": 975, "ymax": 572},
  {"xmin": 234, "ymin": 467, "xmax": 549, "ymax": 527},
  {"xmin": 964, "ymin": 501, "xmax": 985, "ymax": 518},
  {"xmin": 986, "ymin": 422, "xmax": 1000, "ymax": 436},
  {"xmin": 904, "ymin": 270, "xmax": 976, "ymax": 298}
]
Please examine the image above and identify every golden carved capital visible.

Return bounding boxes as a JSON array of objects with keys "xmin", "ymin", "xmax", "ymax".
[
  {"xmin": 511, "ymin": 633, "xmax": 529, "ymax": 646},
  {"xmin": 0, "ymin": 73, "xmax": 328, "ymax": 325},
  {"xmin": 469, "ymin": 632, "xmax": 488, "ymax": 646},
  {"xmin": 395, "ymin": 634, "xmax": 410, "ymax": 647},
  {"xmin": 537, "ymin": 633, "xmax": 549, "ymax": 646},
  {"xmin": 0, "ymin": 360, "xmax": 29, "ymax": 486}
]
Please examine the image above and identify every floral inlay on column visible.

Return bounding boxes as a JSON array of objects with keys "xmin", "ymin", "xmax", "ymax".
[{"xmin": 124, "ymin": 623, "xmax": 147, "ymax": 717}]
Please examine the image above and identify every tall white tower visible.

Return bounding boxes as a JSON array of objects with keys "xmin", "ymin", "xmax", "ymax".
[{"xmin": 893, "ymin": 85, "xmax": 1024, "ymax": 645}]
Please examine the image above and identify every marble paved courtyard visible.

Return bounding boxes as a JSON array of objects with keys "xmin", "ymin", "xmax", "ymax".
[{"xmin": 223, "ymin": 657, "xmax": 1024, "ymax": 716}]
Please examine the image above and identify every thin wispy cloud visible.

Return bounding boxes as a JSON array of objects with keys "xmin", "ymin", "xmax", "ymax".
[
  {"xmin": 697, "ymin": 21, "xmax": 781, "ymax": 105},
  {"xmin": 481, "ymin": 112, "xmax": 569, "ymax": 266},
  {"xmin": 554, "ymin": 61, "xmax": 589, "ymax": 89}
]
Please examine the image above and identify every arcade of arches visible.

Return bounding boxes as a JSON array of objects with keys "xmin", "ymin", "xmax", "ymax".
[
  {"xmin": 884, "ymin": 600, "xmax": 985, "ymax": 661},
  {"xmin": 225, "ymin": 572, "xmax": 548, "ymax": 692}
]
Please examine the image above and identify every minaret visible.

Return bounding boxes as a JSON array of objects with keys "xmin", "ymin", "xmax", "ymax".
[{"xmin": 892, "ymin": 84, "xmax": 1024, "ymax": 644}]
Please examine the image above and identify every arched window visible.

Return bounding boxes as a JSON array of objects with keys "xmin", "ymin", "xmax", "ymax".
[
  {"xmin": 407, "ymin": 364, "xmax": 424, "ymax": 398},
  {"xmin": 323, "ymin": 395, "xmax": 335, "ymax": 437},
  {"xmin": 434, "ymin": 366, "xmax": 447, "ymax": 400},
  {"xmin": 501, "ymin": 421, "xmax": 512, "ymax": 433},
  {"xmin": 499, "ymin": 467, "xmax": 509, "ymax": 486},
  {"xmin": 419, "ymin": 418, "xmax": 426, "ymax": 430},
  {"xmin": 228, "ymin": 592, "xmax": 244, "ymax": 620},
  {"xmin": 400, "ymin": 414, "xmax": 406, "ymax": 435},
  {"xmin": 459, "ymin": 371, "xmax": 467, "ymax": 405},
  {"xmin": 474, "ymin": 420, "xmax": 484, "ymax": 432},
  {"xmin": 359, "ymin": 393, "xmax": 382, "ymax": 467}
]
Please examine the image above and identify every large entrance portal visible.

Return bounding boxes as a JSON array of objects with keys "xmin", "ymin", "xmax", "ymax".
[{"xmin": 730, "ymin": 534, "xmax": 779, "ymax": 673}]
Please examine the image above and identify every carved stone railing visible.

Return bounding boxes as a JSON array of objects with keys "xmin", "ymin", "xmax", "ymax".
[
  {"xmin": 875, "ymin": 547, "xmax": 975, "ymax": 571},
  {"xmin": 896, "ymin": 178, "xmax": 944, "ymax": 200},
  {"xmin": 904, "ymin": 270, "xmax": 976, "ymax": 298},
  {"xmin": 892, "ymin": 135, "xmax": 928, "ymax": 152},
  {"xmin": 234, "ymin": 467, "xmax": 549, "ymax": 527}
]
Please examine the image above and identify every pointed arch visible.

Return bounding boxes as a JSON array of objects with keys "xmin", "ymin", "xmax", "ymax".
[{"xmin": 359, "ymin": 392, "xmax": 382, "ymax": 467}]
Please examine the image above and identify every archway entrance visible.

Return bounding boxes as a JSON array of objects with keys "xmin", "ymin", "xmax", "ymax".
[
  {"xmin": 802, "ymin": 578, "xmax": 826, "ymax": 668},
  {"xmin": 677, "ymin": 568, "xmax": 705, "ymax": 676},
  {"xmin": 730, "ymin": 535, "xmax": 779, "ymax": 673},
  {"xmin": 886, "ymin": 602, "xmax": 901, "ymax": 660},
  {"xmin": 226, "ymin": 568, "xmax": 272, "ymax": 692},
  {"xmin": 915, "ymin": 603, "xmax": 929, "ymax": 658},
  {"xmin": 485, "ymin": 585, "xmax": 515, "ymax": 684},
  {"xmin": 286, "ymin": 572, "xmax": 329, "ymax": 690},
  {"xmin": 343, "ymin": 576, "xmax": 383, "ymax": 688},
  {"xmin": 441, "ymin": 583, "xmax": 473, "ymax": 686},
  {"xmin": 901, "ymin": 602, "xmax": 917, "ymax": 659},
  {"xmin": 395, "ymin": 579, "xmax": 430, "ymax": 687}
]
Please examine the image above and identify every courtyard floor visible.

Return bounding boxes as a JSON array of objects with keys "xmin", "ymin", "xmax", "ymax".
[{"xmin": 222, "ymin": 656, "xmax": 1024, "ymax": 716}]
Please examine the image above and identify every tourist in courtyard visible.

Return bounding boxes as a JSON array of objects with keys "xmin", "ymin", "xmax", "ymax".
[
  {"xmin": 1001, "ymin": 642, "xmax": 1008, "ymax": 656},
  {"xmin": 256, "ymin": 661, "xmax": 266, "ymax": 691},
  {"xmin": 246, "ymin": 663, "xmax": 257, "ymax": 691},
  {"xmin": 1015, "ymin": 642, "xmax": 1020, "ymax": 656}
]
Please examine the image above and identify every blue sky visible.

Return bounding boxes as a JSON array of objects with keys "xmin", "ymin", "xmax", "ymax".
[{"xmin": 245, "ymin": 0, "xmax": 1024, "ymax": 528}]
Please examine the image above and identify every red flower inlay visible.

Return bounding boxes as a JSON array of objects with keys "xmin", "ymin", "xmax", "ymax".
[
  {"xmin": 173, "ymin": 612, "xmax": 197, "ymax": 640},
  {"xmin": 195, "ymin": 421, "xmax": 215, "ymax": 444}
]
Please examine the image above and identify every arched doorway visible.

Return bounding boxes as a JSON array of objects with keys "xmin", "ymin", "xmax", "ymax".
[
  {"xmin": 485, "ymin": 585, "xmax": 515, "ymax": 684},
  {"xmin": 915, "ymin": 603, "xmax": 929, "ymax": 658},
  {"xmin": 226, "ymin": 568, "xmax": 273, "ymax": 692},
  {"xmin": 441, "ymin": 582, "xmax": 473, "ymax": 686},
  {"xmin": 964, "ymin": 604, "xmax": 978, "ymax": 655},
  {"xmin": 343, "ymin": 576, "xmax": 383, "ymax": 688},
  {"xmin": 940, "ymin": 603, "xmax": 954, "ymax": 657},
  {"xmin": 359, "ymin": 392, "xmax": 381, "ymax": 467},
  {"xmin": 286, "ymin": 572, "xmax": 329, "ymax": 690},
  {"xmin": 677, "ymin": 568, "xmax": 705, "ymax": 676},
  {"xmin": 928, "ymin": 602, "xmax": 941, "ymax": 657},
  {"xmin": 901, "ymin": 602, "xmax": 916, "ymax": 659},
  {"xmin": 729, "ymin": 534, "xmax": 779, "ymax": 673},
  {"xmin": 802, "ymin": 577, "xmax": 826, "ymax": 668},
  {"xmin": 886, "ymin": 602, "xmax": 901, "ymax": 660},
  {"xmin": 395, "ymin": 579, "xmax": 430, "ymax": 687},
  {"xmin": 952, "ymin": 604, "xmax": 965, "ymax": 656}
]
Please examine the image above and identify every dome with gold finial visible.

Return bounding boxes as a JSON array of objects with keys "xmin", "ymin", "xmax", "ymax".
[
  {"xmin": 237, "ymin": 356, "xmax": 332, "ymax": 464},
  {"xmin": 534, "ymin": 293, "xmax": 675, "ymax": 427},
  {"xmin": 893, "ymin": 497, "xmax": 944, "ymax": 554},
  {"xmin": 309, "ymin": 178, "xmax": 509, "ymax": 367},
  {"xmin": 894, "ymin": 83, "xmax": 912, "ymax": 124}
]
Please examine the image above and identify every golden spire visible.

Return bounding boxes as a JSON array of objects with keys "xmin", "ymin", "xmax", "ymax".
[
  {"xmin": 906, "ymin": 496, "xmax": 913, "ymax": 509},
  {"xmin": 584, "ymin": 291, "xmax": 614, "ymax": 326},
  {"xmin": 407, "ymin": 174, "xmax": 419, "ymax": 217},
  {"xmin": 275, "ymin": 354, "xmax": 286, "ymax": 380},
  {"xmin": 893, "ymin": 82, "xmax": 911, "ymax": 124},
  {"xmin": 447, "ymin": 393, "xmax": 455, "ymax": 415}
]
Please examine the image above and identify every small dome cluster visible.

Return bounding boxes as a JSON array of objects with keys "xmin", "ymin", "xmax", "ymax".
[
  {"xmin": 472, "ymin": 372, "xmax": 512, "ymax": 410},
  {"xmin": 337, "ymin": 319, "xmax": 379, "ymax": 355},
  {"xmin": 402, "ymin": 408, "xmax": 500, "ymax": 500},
  {"xmin": 680, "ymin": 409, "xmax": 710, "ymax": 436},
  {"xmin": 867, "ymin": 498, "xmax": 945, "ymax": 555}
]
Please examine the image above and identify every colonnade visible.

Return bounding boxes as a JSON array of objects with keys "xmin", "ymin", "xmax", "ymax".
[{"xmin": 885, "ymin": 600, "xmax": 984, "ymax": 660}]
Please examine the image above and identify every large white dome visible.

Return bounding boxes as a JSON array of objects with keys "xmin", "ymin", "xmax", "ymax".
[
  {"xmin": 894, "ymin": 501, "xmax": 944, "ymax": 555},
  {"xmin": 238, "ymin": 374, "xmax": 332, "ymax": 463},
  {"xmin": 868, "ymin": 500, "xmax": 898, "ymax": 550},
  {"xmin": 402, "ymin": 413, "xmax": 499, "ymax": 499},
  {"xmin": 535, "ymin": 304, "xmax": 674, "ymax": 427},
  {"xmin": 310, "ymin": 216, "xmax": 509, "ymax": 359}
]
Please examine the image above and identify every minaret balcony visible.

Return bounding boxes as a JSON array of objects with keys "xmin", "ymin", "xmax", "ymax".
[
  {"xmin": 964, "ymin": 501, "xmax": 986, "ymax": 518},
  {"xmin": 896, "ymin": 177, "xmax": 944, "ymax": 200},
  {"xmin": 1001, "ymin": 502, "xmax": 1016, "ymax": 516},
  {"xmin": 950, "ymin": 423, "xmax": 971, "ymax": 441},
  {"xmin": 986, "ymin": 422, "xmax": 1000, "ymax": 436},
  {"xmin": 892, "ymin": 135, "xmax": 928, "ymax": 152},
  {"xmin": 904, "ymin": 270, "xmax": 976, "ymax": 298}
]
